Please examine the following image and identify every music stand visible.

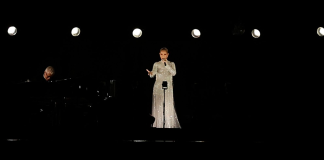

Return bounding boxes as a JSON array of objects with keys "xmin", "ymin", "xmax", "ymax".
[{"xmin": 162, "ymin": 81, "xmax": 167, "ymax": 128}]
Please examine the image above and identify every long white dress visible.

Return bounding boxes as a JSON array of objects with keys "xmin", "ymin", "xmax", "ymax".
[{"xmin": 149, "ymin": 60, "xmax": 181, "ymax": 128}]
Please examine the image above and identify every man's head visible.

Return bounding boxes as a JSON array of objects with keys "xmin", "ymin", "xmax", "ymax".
[
  {"xmin": 159, "ymin": 47, "xmax": 169, "ymax": 60},
  {"xmin": 44, "ymin": 66, "xmax": 55, "ymax": 81}
]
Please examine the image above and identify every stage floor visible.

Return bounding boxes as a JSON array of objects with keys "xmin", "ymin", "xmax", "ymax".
[{"xmin": 3, "ymin": 127, "xmax": 270, "ymax": 143}]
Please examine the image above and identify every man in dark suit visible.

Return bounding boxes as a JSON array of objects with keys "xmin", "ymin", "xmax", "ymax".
[
  {"xmin": 3, "ymin": 65, "xmax": 57, "ymax": 140},
  {"xmin": 27, "ymin": 66, "xmax": 57, "ymax": 128}
]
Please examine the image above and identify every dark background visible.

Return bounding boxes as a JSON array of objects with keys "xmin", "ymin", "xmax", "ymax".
[{"xmin": 1, "ymin": 4, "xmax": 323, "ymax": 141}]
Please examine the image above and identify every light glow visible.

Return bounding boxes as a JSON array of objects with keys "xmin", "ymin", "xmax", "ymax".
[
  {"xmin": 252, "ymin": 29, "xmax": 260, "ymax": 38},
  {"xmin": 317, "ymin": 27, "xmax": 324, "ymax": 37},
  {"xmin": 133, "ymin": 28, "xmax": 142, "ymax": 38},
  {"xmin": 8, "ymin": 26, "xmax": 17, "ymax": 36},
  {"xmin": 71, "ymin": 27, "xmax": 80, "ymax": 36},
  {"xmin": 191, "ymin": 29, "xmax": 201, "ymax": 38}
]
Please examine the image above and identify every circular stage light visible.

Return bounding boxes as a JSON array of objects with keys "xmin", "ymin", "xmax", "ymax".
[
  {"xmin": 71, "ymin": 27, "xmax": 81, "ymax": 36},
  {"xmin": 8, "ymin": 26, "xmax": 17, "ymax": 36},
  {"xmin": 133, "ymin": 28, "xmax": 142, "ymax": 38},
  {"xmin": 191, "ymin": 29, "xmax": 201, "ymax": 38},
  {"xmin": 317, "ymin": 27, "xmax": 324, "ymax": 37},
  {"xmin": 252, "ymin": 29, "xmax": 261, "ymax": 38}
]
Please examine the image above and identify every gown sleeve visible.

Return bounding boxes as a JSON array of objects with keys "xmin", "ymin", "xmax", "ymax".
[
  {"xmin": 165, "ymin": 62, "xmax": 176, "ymax": 76},
  {"xmin": 149, "ymin": 62, "xmax": 157, "ymax": 78}
]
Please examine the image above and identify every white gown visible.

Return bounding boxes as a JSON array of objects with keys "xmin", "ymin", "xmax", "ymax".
[{"xmin": 149, "ymin": 60, "xmax": 181, "ymax": 128}]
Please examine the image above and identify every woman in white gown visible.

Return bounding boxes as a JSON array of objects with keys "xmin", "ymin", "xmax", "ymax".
[{"xmin": 146, "ymin": 47, "xmax": 181, "ymax": 128}]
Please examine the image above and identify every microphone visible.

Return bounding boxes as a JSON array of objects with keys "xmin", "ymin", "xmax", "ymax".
[{"xmin": 163, "ymin": 58, "xmax": 166, "ymax": 66}]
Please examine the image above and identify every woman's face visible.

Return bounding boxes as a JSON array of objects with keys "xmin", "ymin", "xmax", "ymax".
[{"xmin": 159, "ymin": 50, "xmax": 169, "ymax": 60}]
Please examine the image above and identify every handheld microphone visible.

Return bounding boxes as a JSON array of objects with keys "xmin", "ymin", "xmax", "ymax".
[{"xmin": 163, "ymin": 58, "xmax": 166, "ymax": 66}]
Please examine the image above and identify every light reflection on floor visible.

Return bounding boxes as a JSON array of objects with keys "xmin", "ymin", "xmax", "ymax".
[{"xmin": 132, "ymin": 140, "xmax": 205, "ymax": 142}]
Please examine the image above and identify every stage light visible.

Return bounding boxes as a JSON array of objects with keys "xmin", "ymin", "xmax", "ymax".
[
  {"xmin": 252, "ymin": 29, "xmax": 260, "ymax": 38},
  {"xmin": 191, "ymin": 29, "xmax": 201, "ymax": 38},
  {"xmin": 317, "ymin": 27, "xmax": 324, "ymax": 37},
  {"xmin": 71, "ymin": 27, "xmax": 80, "ymax": 36},
  {"xmin": 133, "ymin": 28, "xmax": 142, "ymax": 38},
  {"xmin": 8, "ymin": 26, "xmax": 17, "ymax": 36}
]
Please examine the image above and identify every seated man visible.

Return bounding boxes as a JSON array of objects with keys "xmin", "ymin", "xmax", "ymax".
[
  {"xmin": 24, "ymin": 66, "xmax": 56, "ymax": 130},
  {"xmin": 3, "ymin": 66, "xmax": 57, "ymax": 141}
]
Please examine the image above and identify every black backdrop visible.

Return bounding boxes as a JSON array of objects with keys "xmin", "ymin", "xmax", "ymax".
[{"xmin": 1, "ymin": 5, "xmax": 323, "ymax": 140}]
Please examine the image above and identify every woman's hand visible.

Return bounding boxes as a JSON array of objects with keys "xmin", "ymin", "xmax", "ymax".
[{"xmin": 146, "ymin": 69, "xmax": 152, "ymax": 75}]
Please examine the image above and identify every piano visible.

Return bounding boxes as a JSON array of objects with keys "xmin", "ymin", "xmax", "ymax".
[{"xmin": 3, "ymin": 77, "xmax": 153, "ymax": 130}]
